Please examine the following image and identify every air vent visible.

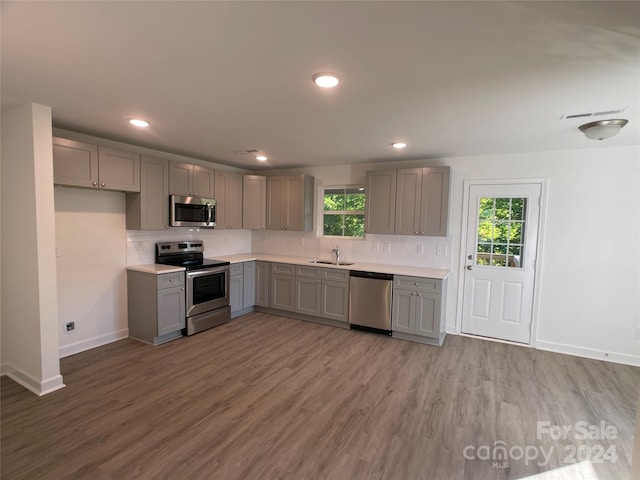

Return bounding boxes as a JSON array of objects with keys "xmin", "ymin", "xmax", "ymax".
[
  {"xmin": 233, "ymin": 149, "xmax": 260, "ymax": 154},
  {"xmin": 562, "ymin": 108, "xmax": 627, "ymax": 120}
]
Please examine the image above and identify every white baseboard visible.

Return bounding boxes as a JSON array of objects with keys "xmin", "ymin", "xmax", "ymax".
[
  {"xmin": 1, "ymin": 362, "xmax": 65, "ymax": 396},
  {"xmin": 59, "ymin": 328, "xmax": 129, "ymax": 358},
  {"xmin": 444, "ymin": 328, "xmax": 640, "ymax": 367},
  {"xmin": 535, "ymin": 339, "xmax": 640, "ymax": 367}
]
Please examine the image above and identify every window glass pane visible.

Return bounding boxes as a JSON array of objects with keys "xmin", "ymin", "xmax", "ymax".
[
  {"xmin": 495, "ymin": 198, "xmax": 511, "ymax": 219},
  {"xmin": 323, "ymin": 214, "xmax": 344, "ymax": 236},
  {"xmin": 511, "ymin": 198, "xmax": 525, "ymax": 220},
  {"xmin": 494, "ymin": 221, "xmax": 508, "ymax": 243},
  {"xmin": 324, "ymin": 190, "xmax": 345, "ymax": 211},
  {"xmin": 491, "ymin": 255, "xmax": 507, "ymax": 267},
  {"xmin": 510, "ymin": 222, "xmax": 523, "ymax": 244},
  {"xmin": 477, "ymin": 243, "xmax": 491, "ymax": 253},
  {"xmin": 479, "ymin": 198, "xmax": 494, "ymax": 220},
  {"xmin": 493, "ymin": 244, "xmax": 507, "ymax": 254},
  {"xmin": 343, "ymin": 214, "xmax": 365, "ymax": 237},
  {"xmin": 478, "ymin": 221, "xmax": 493, "ymax": 243}
]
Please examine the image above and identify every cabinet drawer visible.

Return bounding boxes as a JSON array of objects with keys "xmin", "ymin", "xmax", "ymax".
[
  {"xmin": 272, "ymin": 263, "xmax": 295, "ymax": 275},
  {"xmin": 394, "ymin": 275, "xmax": 441, "ymax": 293},
  {"xmin": 157, "ymin": 272, "xmax": 185, "ymax": 290},
  {"xmin": 322, "ymin": 268, "xmax": 350, "ymax": 282},
  {"xmin": 296, "ymin": 265, "xmax": 322, "ymax": 278},
  {"xmin": 230, "ymin": 263, "xmax": 244, "ymax": 276}
]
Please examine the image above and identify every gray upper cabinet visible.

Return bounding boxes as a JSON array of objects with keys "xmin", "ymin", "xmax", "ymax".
[
  {"xmin": 169, "ymin": 161, "xmax": 215, "ymax": 198},
  {"xmin": 366, "ymin": 166, "xmax": 450, "ymax": 237},
  {"xmin": 364, "ymin": 169, "xmax": 397, "ymax": 235},
  {"xmin": 126, "ymin": 156, "xmax": 169, "ymax": 230},
  {"xmin": 53, "ymin": 137, "xmax": 140, "ymax": 192},
  {"xmin": 266, "ymin": 175, "xmax": 314, "ymax": 231},
  {"xmin": 214, "ymin": 171, "xmax": 243, "ymax": 229},
  {"xmin": 243, "ymin": 175, "xmax": 267, "ymax": 230}
]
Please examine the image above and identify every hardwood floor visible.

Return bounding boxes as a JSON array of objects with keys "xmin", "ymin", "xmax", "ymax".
[{"xmin": 2, "ymin": 312, "xmax": 639, "ymax": 479}]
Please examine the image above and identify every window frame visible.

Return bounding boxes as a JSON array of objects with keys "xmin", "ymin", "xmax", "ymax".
[{"xmin": 320, "ymin": 185, "xmax": 366, "ymax": 239}]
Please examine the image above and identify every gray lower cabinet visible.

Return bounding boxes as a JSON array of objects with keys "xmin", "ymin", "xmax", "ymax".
[
  {"xmin": 270, "ymin": 263, "xmax": 296, "ymax": 311},
  {"xmin": 230, "ymin": 261, "xmax": 256, "ymax": 318},
  {"xmin": 255, "ymin": 261, "xmax": 270, "ymax": 307},
  {"xmin": 127, "ymin": 270, "xmax": 185, "ymax": 345},
  {"xmin": 391, "ymin": 275, "xmax": 447, "ymax": 345},
  {"xmin": 320, "ymin": 268, "xmax": 350, "ymax": 323},
  {"xmin": 295, "ymin": 266, "xmax": 322, "ymax": 316}
]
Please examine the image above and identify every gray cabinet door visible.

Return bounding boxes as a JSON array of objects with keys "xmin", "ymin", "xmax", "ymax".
[
  {"xmin": 295, "ymin": 277, "xmax": 322, "ymax": 316},
  {"xmin": 419, "ymin": 167, "xmax": 450, "ymax": 236},
  {"xmin": 243, "ymin": 175, "xmax": 266, "ymax": 230},
  {"xmin": 157, "ymin": 285, "xmax": 186, "ymax": 336},
  {"xmin": 98, "ymin": 147, "xmax": 140, "ymax": 192},
  {"xmin": 243, "ymin": 261, "xmax": 256, "ymax": 308},
  {"xmin": 215, "ymin": 171, "xmax": 243, "ymax": 229},
  {"xmin": 321, "ymin": 280, "xmax": 349, "ymax": 322},
  {"xmin": 126, "ymin": 155, "xmax": 169, "ymax": 230},
  {"xmin": 391, "ymin": 289, "xmax": 414, "ymax": 334},
  {"xmin": 266, "ymin": 176, "xmax": 285, "ymax": 230},
  {"xmin": 415, "ymin": 292, "xmax": 439, "ymax": 338},
  {"xmin": 230, "ymin": 274, "xmax": 244, "ymax": 314},
  {"xmin": 169, "ymin": 162, "xmax": 192, "ymax": 196},
  {"xmin": 271, "ymin": 273, "xmax": 295, "ymax": 311},
  {"xmin": 395, "ymin": 168, "xmax": 422, "ymax": 235},
  {"xmin": 255, "ymin": 261, "xmax": 270, "ymax": 307},
  {"xmin": 53, "ymin": 137, "xmax": 99, "ymax": 188},
  {"xmin": 365, "ymin": 169, "xmax": 397, "ymax": 234},
  {"xmin": 192, "ymin": 165, "xmax": 215, "ymax": 198}
]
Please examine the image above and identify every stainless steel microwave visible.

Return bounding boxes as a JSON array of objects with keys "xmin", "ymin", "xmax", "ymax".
[{"xmin": 170, "ymin": 195, "xmax": 216, "ymax": 228}]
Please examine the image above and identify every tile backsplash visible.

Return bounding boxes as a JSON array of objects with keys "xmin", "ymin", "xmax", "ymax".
[{"xmin": 127, "ymin": 228, "xmax": 452, "ymax": 270}]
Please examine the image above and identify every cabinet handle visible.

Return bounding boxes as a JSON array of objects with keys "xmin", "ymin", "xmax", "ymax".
[
  {"xmin": 417, "ymin": 293, "xmax": 422, "ymax": 297},
  {"xmin": 100, "ymin": 182, "xmax": 105, "ymax": 187},
  {"xmin": 170, "ymin": 278, "xmax": 174, "ymax": 282},
  {"xmin": 414, "ymin": 282, "xmax": 419, "ymax": 286},
  {"xmin": 414, "ymin": 231, "xmax": 418, "ymax": 235},
  {"xmin": 420, "ymin": 231, "xmax": 424, "ymax": 235},
  {"xmin": 181, "ymin": 287, "xmax": 185, "ymax": 290},
  {"xmin": 92, "ymin": 182, "xmax": 97, "ymax": 187},
  {"xmin": 194, "ymin": 193, "xmax": 198, "ymax": 196}
]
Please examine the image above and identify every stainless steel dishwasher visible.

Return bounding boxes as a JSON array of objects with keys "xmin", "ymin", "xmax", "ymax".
[{"xmin": 349, "ymin": 270, "xmax": 393, "ymax": 335}]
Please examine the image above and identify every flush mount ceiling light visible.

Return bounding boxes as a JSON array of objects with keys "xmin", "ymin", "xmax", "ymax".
[
  {"xmin": 391, "ymin": 142, "xmax": 407, "ymax": 149},
  {"xmin": 128, "ymin": 118, "xmax": 149, "ymax": 128},
  {"xmin": 256, "ymin": 155, "xmax": 268, "ymax": 162},
  {"xmin": 578, "ymin": 119, "xmax": 628, "ymax": 140},
  {"xmin": 312, "ymin": 72, "xmax": 340, "ymax": 88}
]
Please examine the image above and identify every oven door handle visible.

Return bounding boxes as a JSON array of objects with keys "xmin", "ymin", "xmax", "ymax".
[{"xmin": 187, "ymin": 267, "xmax": 229, "ymax": 278}]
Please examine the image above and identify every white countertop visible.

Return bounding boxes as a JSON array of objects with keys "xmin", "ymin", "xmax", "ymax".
[
  {"xmin": 126, "ymin": 264, "xmax": 186, "ymax": 275},
  {"xmin": 208, "ymin": 253, "xmax": 450, "ymax": 280}
]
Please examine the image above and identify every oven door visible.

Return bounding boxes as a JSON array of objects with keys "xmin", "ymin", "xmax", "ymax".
[{"xmin": 186, "ymin": 266, "xmax": 230, "ymax": 317}]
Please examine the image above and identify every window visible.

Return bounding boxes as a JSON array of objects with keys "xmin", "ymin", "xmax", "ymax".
[
  {"xmin": 476, "ymin": 197, "xmax": 526, "ymax": 268},
  {"xmin": 322, "ymin": 186, "xmax": 365, "ymax": 237}
]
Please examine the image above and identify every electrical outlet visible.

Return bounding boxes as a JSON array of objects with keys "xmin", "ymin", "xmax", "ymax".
[
  {"xmin": 383, "ymin": 242, "xmax": 391, "ymax": 253},
  {"xmin": 299, "ymin": 238, "xmax": 304, "ymax": 247},
  {"xmin": 436, "ymin": 246, "xmax": 447, "ymax": 256},
  {"xmin": 635, "ymin": 327, "xmax": 640, "ymax": 340},
  {"xmin": 417, "ymin": 244, "xmax": 424, "ymax": 254},
  {"xmin": 65, "ymin": 322, "xmax": 75, "ymax": 333}
]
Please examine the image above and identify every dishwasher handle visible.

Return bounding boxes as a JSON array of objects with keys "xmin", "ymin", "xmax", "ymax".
[{"xmin": 350, "ymin": 270, "xmax": 393, "ymax": 281}]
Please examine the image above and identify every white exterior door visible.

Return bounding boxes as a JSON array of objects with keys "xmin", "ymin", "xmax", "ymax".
[{"xmin": 461, "ymin": 183, "xmax": 542, "ymax": 344}]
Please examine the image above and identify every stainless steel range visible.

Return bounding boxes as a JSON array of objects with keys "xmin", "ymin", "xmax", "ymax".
[{"xmin": 155, "ymin": 241, "xmax": 230, "ymax": 336}]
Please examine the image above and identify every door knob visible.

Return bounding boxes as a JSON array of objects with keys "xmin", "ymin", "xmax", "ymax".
[
  {"xmin": 467, "ymin": 254, "xmax": 473, "ymax": 260},
  {"xmin": 466, "ymin": 265, "xmax": 473, "ymax": 270}
]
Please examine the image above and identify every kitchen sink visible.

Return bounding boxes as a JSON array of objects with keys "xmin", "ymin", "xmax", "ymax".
[{"xmin": 309, "ymin": 260, "xmax": 355, "ymax": 266}]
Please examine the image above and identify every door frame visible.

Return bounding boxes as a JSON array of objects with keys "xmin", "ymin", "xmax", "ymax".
[{"xmin": 455, "ymin": 178, "xmax": 548, "ymax": 347}]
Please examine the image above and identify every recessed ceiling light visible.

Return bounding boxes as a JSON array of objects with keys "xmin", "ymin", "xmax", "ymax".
[
  {"xmin": 129, "ymin": 118, "xmax": 149, "ymax": 128},
  {"xmin": 313, "ymin": 73, "xmax": 340, "ymax": 88},
  {"xmin": 256, "ymin": 155, "xmax": 268, "ymax": 161},
  {"xmin": 391, "ymin": 142, "xmax": 407, "ymax": 149}
]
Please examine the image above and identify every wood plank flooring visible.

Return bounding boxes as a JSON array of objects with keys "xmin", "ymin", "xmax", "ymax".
[{"xmin": 2, "ymin": 312, "xmax": 639, "ymax": 479}]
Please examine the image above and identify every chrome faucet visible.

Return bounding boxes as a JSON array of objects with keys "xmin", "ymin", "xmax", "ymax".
[{"xmin": 331, "ymin": 245, "xmax": 341, "ymax": 263}]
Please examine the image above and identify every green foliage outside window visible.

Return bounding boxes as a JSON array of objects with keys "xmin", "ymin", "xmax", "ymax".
[{"xmin": 323, "ymin": 187, "xmax": 365, "ymax": 237}]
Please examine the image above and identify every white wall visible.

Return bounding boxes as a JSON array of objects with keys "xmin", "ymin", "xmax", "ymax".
[{"xmin": 1, "ymin": 104, "xmax": 64, "ymax": 394}]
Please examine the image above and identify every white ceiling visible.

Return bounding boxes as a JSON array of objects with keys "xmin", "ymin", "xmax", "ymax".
[{"xmin": 2, "ymin": 1, "xmax": 639, "ymax": 170}]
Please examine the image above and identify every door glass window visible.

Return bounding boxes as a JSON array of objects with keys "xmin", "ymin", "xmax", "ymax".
[{"xmin": 476, "ymin": 197, "xmax": 526, "ymax": 268}]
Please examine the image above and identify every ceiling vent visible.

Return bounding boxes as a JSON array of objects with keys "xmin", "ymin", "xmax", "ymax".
[
  {"xmin": 233, "ymin": 149, "xmax": 260, "ymax": 155},
  {"xmin": 562, "ymin": 108, "xmax": 627, "ymax": 120}
]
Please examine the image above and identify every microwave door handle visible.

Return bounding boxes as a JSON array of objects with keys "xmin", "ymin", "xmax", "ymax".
[{"xmin": 206, "ymin": 203, "xmax": 212, "ymax": 226}]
